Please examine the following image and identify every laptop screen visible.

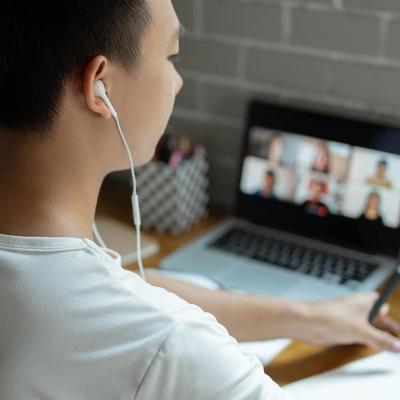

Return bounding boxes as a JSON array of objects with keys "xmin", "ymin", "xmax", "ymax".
[
  {"xmin": 241, "ymin": 129, "xmax": 400, "ymax": 229},
  {"xmin": 236, "ymin": 101, "xmax": 400, "ymax": 257}
]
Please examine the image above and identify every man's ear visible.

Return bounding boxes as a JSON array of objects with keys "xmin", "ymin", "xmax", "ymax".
[{"xmin": 81, "ymin": 55, "xmax": 113, "ymax": 120}]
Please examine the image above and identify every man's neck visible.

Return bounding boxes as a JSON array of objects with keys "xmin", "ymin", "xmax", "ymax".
[
  {"xmin": 0, "ymin": 135, "xmax": 104, "ymax": 240},
  {"xmin": 0, "ymin": 173, "xmax": 102, "ymax": 239}
]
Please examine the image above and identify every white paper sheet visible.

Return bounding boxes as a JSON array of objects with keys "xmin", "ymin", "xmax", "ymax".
[
  {"xmin": 284, "ymin": 352, "xmax": 400, "ymax": 399},
  {"xmin": 239, "ymin": 339, "xmax": 291, "ymax": 365}
]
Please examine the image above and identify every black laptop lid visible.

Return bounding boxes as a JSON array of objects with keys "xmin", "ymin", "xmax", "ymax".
[{"xmin": 236, "ymin": 100, "xmax": 400, "ymax": 257}]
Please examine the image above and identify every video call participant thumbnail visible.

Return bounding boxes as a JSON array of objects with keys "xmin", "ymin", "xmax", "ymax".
[
  {"xmin": 254, "ymin": 170, "xmax": 277, "ymax": 200},
  {"xmin": 302, "ymin": 179, "xmax": 330, "ymax": 217},
  {"xmin": 359, "ymin": 192, "xmax": 384, "ymax": 226},
  {"xmin": 367, "ymin": 159, "xmax": 393, "ymax": 189}
]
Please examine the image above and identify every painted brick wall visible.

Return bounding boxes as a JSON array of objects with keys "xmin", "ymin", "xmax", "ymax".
[{"xmin": 171, "ymin": 0, "xmax": 400, "ymax": 208}]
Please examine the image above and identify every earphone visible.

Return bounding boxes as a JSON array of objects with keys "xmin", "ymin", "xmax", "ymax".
[{"xmin": 92, "ymin": 80, "xmax": 145, "ymax": 280}]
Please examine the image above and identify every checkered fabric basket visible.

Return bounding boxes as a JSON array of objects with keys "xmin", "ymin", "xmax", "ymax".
[{"xmin": 135, "ymin": 153, "xmax": 209, "ymax": 235}]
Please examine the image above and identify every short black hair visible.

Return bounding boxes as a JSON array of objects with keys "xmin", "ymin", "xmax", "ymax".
[
  {"xmin": 378, "ymin": 159, "xmax": 388, "ymax": 167},
  {"xmin": 0, "ymin": 1, "xmax": 151, "ymax": 135},
  {"xmin": 265, "ymin": 170, "xmax": 275, "ymax": 179}
]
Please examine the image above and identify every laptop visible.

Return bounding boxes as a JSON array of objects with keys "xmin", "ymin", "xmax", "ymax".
[{"xmin": 161, "ymin": 101, "xmax": 400, "ymax": 300}]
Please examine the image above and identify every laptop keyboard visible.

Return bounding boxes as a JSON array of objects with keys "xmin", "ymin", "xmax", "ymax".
[{"xmin": 209, "ymin": 227, "xmax": 378, "ymax": 286}]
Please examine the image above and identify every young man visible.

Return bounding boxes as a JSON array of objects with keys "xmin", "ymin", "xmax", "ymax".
[
  {"xmin": 254, "ymin": 170, "xmax": 277, "ymax": 200},
  {"xmin": 0, "ymin": 1, "xmax": 399, "ymax": 399},
  {"xmin": 367, "ymin": 159, "xmax": 393, "ymax": 188}
]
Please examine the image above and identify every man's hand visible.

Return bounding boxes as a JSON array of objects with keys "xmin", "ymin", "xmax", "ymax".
[{"xmin": 298, "ymin": 292, "xmax": 400, "ymax": 352}]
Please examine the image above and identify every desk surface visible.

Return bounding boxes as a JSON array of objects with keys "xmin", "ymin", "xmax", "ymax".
[{"xmin": 98, "ymin": 181, "xmax": 400, "ymax": 386}]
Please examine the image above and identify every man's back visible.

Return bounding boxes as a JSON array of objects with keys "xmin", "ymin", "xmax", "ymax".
[{"xmin": 0, "ymin": 233, "xmax": 289, "ymax": 399}]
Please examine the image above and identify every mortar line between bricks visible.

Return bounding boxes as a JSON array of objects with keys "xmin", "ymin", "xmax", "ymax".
[{"xmin": 183, "ymin": 30, "xmax": 400, "ymax": 69}]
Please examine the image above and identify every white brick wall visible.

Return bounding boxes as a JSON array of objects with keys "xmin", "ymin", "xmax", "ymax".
[{"xmin": 172, "ymin": 0, "xmax": 400, "ymax": 209}]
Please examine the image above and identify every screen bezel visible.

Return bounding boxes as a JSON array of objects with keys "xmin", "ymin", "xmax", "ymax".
[{"xmin": 235, "ymin": 100, "xmax": 400, "ymax": 257}]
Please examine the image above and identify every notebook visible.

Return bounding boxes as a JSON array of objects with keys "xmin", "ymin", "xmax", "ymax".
[
  {"xmin": 284, "ymin": 352, "xmax": 400, "ymax": 399},
  {"xmin": 94, "ymin": 215, "xmax": 160, "ymax": 266}
]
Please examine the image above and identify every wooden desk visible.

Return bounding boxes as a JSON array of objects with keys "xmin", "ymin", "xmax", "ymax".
[{"xmin": 98, "ymin": 180, "xmax": 400, "ymax": 386}]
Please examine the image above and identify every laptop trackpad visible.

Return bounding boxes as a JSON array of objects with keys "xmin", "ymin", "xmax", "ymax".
[
  {"xmin": 220, "ymin": 263, "xmax": 299, "ymax": 296},
  {"xmin": 284, "ymin": 280, "xmax": 351, "ymax": 301}
]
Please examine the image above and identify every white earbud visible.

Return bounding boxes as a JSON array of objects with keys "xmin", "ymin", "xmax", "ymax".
[
  {"xmin": 93, "ymin": 80, "xmax": 118, "ymax": 118},
  {"xmin": 92, "ymin": 80, "xmax": 145, "ymax": 280}
]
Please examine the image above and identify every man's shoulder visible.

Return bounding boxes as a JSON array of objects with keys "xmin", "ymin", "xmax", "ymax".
[
  {"xmin": 116, "ymin": 266, "xmax": 220, "ymax": 328},
  {"xmin": 135, "ymin": 304, "xmax": 288, "ymax": 400}
]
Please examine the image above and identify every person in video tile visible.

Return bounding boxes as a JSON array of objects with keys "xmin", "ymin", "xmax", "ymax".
[
  {"xmin": 302, "ymin": 179, "xmax": 329, "ymax": 217},
  {"xmin": 367, "ymin": 159, "xmax": 393, "ymax": 188},
  {"xmin": 312, "ymin": 140, "xmax": 331, "ymax": 173},
  {"xmin": 266, "ymin": 134, "xmax": 284, "ymax": 163},
  {"xmin": 254, "ymin": 170, "xmax": 277, "ymax": 200},
  {"xmin": 359, "ymin": 192, "xmax": 383, "ymax": 225}
]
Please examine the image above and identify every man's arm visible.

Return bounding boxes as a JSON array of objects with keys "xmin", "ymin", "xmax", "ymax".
[
  {"xmin": 147, "ymin": 271, "xmax": 303, "ymax": 342},
  {"xmin": 146, "ymin": 271, "xmax": 400, "ymax": 352}
]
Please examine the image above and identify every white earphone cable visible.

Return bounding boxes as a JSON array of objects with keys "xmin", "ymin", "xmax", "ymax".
[
  {"xmin": 91, "ymin": 80, "xmax": 146, "ymax": 280},
  {"xmin": 92, "ymin": 221, "xmax": 107, "ymax": 248},
  {"xmin": 113, "ymin": 115, "xmax": 146, "ymax": 280}
]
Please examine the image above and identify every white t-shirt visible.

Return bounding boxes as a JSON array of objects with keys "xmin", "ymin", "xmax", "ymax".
[{"xmin": 0, "ymin": 233, "xmax": 292, "ymax": 400}]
